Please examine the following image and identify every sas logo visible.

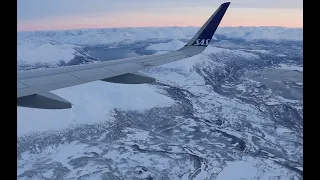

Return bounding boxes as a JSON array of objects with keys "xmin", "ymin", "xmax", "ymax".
[{"xmin": 193, "ymin": 39, "xmax": 211, "ymax": 46}]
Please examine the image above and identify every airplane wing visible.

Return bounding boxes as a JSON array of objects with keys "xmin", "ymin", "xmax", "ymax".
[{"xmin": 17, "ymin": 2, "xmax": 231, "ymax": 109}]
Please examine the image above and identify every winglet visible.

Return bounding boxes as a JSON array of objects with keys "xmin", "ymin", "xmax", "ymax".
[{"xmin": 183, "ymin": 2, "xmax": 230, "ymax": 48}]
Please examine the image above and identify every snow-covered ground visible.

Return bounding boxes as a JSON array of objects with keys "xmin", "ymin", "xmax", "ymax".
[
  {"xmin": 146, "ymin": 39, "xmax": 185, "ymax": 51},
  {"xmin": 17, "ymin": 26, "xmax": 303, "ymax": 180},
  {"xmin": 18, "ymin": 82, "xmax": 173, "ymax": 135},
  {"xmin": 17, "ymin": 41, "xmax": 79, "ymax": 65},
  {"xmin": 277, "ymin": 63, "xmax": 303, "ymax": 72},
  {"xmin": 215, "ymin": 26, "xmax": 302, "ymax": 41}
]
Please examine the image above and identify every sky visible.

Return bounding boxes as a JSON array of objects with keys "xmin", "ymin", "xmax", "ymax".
[{"xmin": 17, "ymin": 0, "xmax": 303, "ymax": 31}]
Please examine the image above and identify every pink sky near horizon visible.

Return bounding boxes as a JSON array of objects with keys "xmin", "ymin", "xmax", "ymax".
[{"xmin": 17, "ymin": 7, "xmax": 303, "ymax": 31}]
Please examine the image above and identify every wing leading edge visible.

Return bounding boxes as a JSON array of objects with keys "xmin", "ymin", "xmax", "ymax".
[{"xmin": 17, "ymin": 2, "xmax": 231, "ymax": 109}]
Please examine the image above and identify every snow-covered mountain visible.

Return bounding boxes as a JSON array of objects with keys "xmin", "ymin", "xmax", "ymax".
[
  {"xmin": 17, "ymin": 26, "xmax": 303, "ymax": 45},
  {"xmin": 17, "ymin": 26, "xmax": 303, "ymax": 180},
  {"xmin": 17, "ymin": 26, "xmax": 302, "ymax": 68}
]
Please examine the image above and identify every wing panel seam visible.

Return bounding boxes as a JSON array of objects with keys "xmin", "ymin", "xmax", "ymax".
[
  {"xmin": 67, "ymin": 73, "xmax": 86, "ymax": 82},
  {"xmin": 18, "ymin": 81, "xmax": 30, "ymax": 87}
]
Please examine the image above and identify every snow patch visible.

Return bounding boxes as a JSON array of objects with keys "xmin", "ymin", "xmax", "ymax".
[
  {"xmin": 17, "ymin": 42, "xmax": 78, "ymax": 65},
  {"xmin": 204, "ymin": 46, "xmax": 259, "ymax": 59},
  {"xmin": 277, "ymin": 63, "xmax": 303, "ymax": 72},
  {"xmin": 146, "ymin": 39, "xmax": 185, "ymax": 51},
  {"xmin": 216, "ymin": 160, "xmax": 258, "ymax": 180},
  {"xmin": 246, "ymin": 49, "xmax": 270, "ymax": 54},
  {"xmin": 42, "ymin": 169, "xmax": 54, "ymax": 179},
  {"xmin": 276, "ymin": 127, "xmax": 292, "ymax": 134},
  {"xmin": 216, "ymin": 26, "xmax": 302, "ymax": 41},
  {"xmin": 126, "ymin": 129, "xmax": 150, "ymax": 141},
  {"xmin": 266, "ymin": 101, "xmax": 281, "ymax": 105}
]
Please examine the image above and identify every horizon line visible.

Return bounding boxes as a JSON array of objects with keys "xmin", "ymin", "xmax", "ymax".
[{"xmin": 17, "ymin": 25, "xmax": 303, "ymax": 33}]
